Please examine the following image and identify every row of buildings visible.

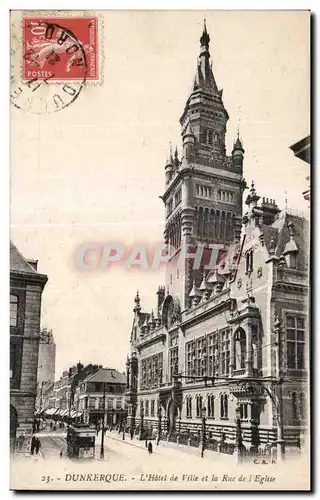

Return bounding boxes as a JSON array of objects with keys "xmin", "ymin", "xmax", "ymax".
[
  {"xmin": 125, "ymin": 23, "xmax": 310, "ymax": 456},
  {"xmin": 38, "ymin": 364, "xmax": 127, "ymax": 428}
]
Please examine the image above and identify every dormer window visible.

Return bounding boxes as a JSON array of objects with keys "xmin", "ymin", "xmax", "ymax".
[{"xmin": 285, "ymin": 252, "xmax": 297, "ymax": 269}]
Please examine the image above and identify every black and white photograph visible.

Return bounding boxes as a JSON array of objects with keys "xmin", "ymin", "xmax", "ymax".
[{"xmin": 9, "ymin": 9, "xmax": 310, "ymax": 491}]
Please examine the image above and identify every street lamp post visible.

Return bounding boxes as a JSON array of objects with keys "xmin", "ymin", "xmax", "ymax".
[
  {"xmin": 130, "ymin": 404, "xmax": 136, "ymax": 440},
  {"xmin": 100, "ymin": 382, "xmax": 106, "ymax": 460},
  {"xmin": 139, "ymin": 407, "xmax": 144, "ymax": 440},
  {"xmin": 274, "ymin": 316, "xmax": 285, "ymax": 461},
  {"xmin": 234, "ymin": 404, "xmax": 244, "ymax": 462},
  {"xmin": 157, "ymin": 403, "xmax": 162, "ymax": 444},
  {"xmin": 200, "ymin": 407, "xmax": 206, "ymax": 458},
  {"xmin": 121, "ymin": 409, "xmax": 125, "ymax": 440}
]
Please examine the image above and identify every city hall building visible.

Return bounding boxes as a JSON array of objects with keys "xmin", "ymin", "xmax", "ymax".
[{"xmin": 125, "ymin": 24, "xmax": 309, "ymax": 453}]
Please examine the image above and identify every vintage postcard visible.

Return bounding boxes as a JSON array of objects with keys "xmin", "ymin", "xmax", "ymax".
[{"xmin": 10, "ymin": 10, "xmax": 310, "ymax": 491}]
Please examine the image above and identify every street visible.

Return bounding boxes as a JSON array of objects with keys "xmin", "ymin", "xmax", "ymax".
[
  {"xmin": 35, "ymin": 432, "xmax": 67, "ymax": 460},
  {"xmin": 30, "ymin": 429, "xmax": 235, "ymax": 466}
]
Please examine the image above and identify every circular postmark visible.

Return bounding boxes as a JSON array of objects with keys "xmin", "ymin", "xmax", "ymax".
[{"xmin": 11, "ymin": 20, "xmax": 88, "ymax": 114}]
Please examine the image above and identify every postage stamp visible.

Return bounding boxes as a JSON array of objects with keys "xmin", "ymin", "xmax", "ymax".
[{"xmin": 22, "ymin": 17, "xmax": 98, "ymax": 81}]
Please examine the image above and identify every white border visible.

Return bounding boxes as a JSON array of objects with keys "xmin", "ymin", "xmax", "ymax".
[{"xmin": 2, "ymin": 2, "xmax": 318, "ymax": 499}]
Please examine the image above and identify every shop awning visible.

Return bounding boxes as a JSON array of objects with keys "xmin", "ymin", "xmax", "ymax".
[
  {"xmin": 44, "ymin": 408, "xmax": 58, "ymax": 416},
  {"xmin": 70, "ymin": 411, "xmax": 83, "ymax": 419}
]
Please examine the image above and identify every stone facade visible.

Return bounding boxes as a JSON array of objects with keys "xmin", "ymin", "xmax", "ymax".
[
  {"xmin": 37, "ymin": 328, "xmax": 56, "ymax": 384},
  {"xmin": 10, "ymin": 241, "xmax": 48, "ymax": 450},
  {"xmin": 76, "ymin": 368, "xmax": 127, "ymax": 427},
  {"xmin": 125, "ymin": 24, "xmax": 309, "ymax": 453}
]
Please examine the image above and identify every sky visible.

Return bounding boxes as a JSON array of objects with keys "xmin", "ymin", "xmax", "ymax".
[{"xmin": 10, "ymin": 10, "xmax": 310, "ymax": 379}]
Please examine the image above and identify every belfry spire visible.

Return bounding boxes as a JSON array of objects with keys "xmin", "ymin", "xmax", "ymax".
[{"xmin": 200, "ymin": 19, "xmax": 210, "ymax": 48}]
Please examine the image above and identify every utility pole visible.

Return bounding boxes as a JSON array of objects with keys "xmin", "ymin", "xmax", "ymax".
[
  {"xmin": 274, "ymin": 316, "xmax": 285, "ymax": 461},
  {"xmin": 100, "ymin": 382, "xmax": 106, "ymax": 460}
]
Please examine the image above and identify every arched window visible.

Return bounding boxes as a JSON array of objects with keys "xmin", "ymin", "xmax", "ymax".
[
  {"xmin": 210, "ymin": 209, "xmax": 215, "ymax": 239},
  {"xmin": 234, "ymin": 328, "xmax": 246, "ymax": 370},
  {"xmin": 220, "ymin": 394, "xmax": 228, "ymax": 419},
  {"xmin": 207, "ymin": 395, "xmax": 215, "ymax": 418},
  {"xmin": 203, "ymin": 208, "xmax": 209, "ymax": 239},
  {"xmin": 186, "ymin": 397, "xmax": 192, "ymax": 418},
  {"xmin": 220, "ymin": 211, "xmax": 226, "ymax": 240},
  {"xmin": 226, "ymin": 212, "xmax": 232, "ymax": 241},
  {"xmin": 196, "ymin": 395, "xmax": 203, "ymax": 418},
  {"xmin": 215, "ymin": 210, "xmax": 220, "ymax": 240},
  {"xmin": 198, "ymin": 207, "xmax": 204, "ymax": 239}
]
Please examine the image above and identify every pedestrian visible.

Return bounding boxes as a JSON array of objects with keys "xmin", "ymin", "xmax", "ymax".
[
  {"xmin": 35, "ymin": 438, "xmax": 41, "ymax": 455},
  {"xmin": 50, "ymin": 421, "xmax": 53, "ymax": 431},
  {"xmin": 60, "ymin": 450, "xmax": 63, "ymax": 458},
  {"xmin": 30, "ymin": 435, "xmax": 37, "ymax": 455},
  {"xmin": 148, "ymin": 441, "xmax": 153, "ymax": 455},
  {"xmin": 145, "ymin": 439, "xmax": 148, "ymax": 448}
]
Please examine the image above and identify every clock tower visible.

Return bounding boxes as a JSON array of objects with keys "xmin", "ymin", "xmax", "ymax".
[{"xmin": 162, "ymin": 22, "xmax": 246, "ymax": 310}]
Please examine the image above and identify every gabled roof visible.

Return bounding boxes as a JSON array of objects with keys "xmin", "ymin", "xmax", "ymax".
[
  {"xmin": 10, "ymin": 240, "xmax": 38, "ymax": 274},
  {"xmin": 262, "ymin": 211, "xmax": 308, "ymax": 271},
  {"xmin": 83, "ymin": 368, "xmax": 126, "ymax": 385}
]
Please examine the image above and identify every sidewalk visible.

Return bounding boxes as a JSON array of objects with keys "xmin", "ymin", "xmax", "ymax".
[{"xmin": 96, "ymin": 431, "xmax": 235, "ymax": 463}]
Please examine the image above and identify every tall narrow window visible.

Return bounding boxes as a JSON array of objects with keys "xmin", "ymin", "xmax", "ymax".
[
  {"xmin": 201, "ymin": 129, "xmax": 207, "ymax": 144},
  {"xmin": 292, "ymin": 392, "xmax": 297, "ymax": 420},
  {"xmin": 286, "ymin": 315, "xmax": 305, "ymax": 370},
  {"xmin": 150, "ymin": 400, "xmax": 155, "ymax": 417},
  {"xmin": 234, "ymin": 328, "xmax": 246, "ymax": 370},
  {"xmin": 239, "ymin": 403, "xmax": 248, "ymax": 420},
  {"xmin": 10, "ymin": 295, "xmax": 18, "ymax": 327},
  {"xmin": 245, "ymin": 250, "xmax": 254, "ymax": 273},
  {"xmin": 220, "ymin": 394, "xmax": 228, "ymax": 419},
  {"xmin": 196, "ymin": 395, "xmax": 203, "ymax": 418},
  {"xmin": 186, "ymin": 397, "xmax": 192, "ymax": 418},
  {"xmin": 169, "ymin": 347, "xmax": 179, "ymax": 382},
  {"xmin": 220, "ymin": 330, "xmax": 230, "ymax": 375},
  {"xmin": 207, "ymin": 395, "xmax": 215, "ymax": 418},
  {"xmin": 300, "ymin": 393, "xmax": 306, "ymax": 420}
]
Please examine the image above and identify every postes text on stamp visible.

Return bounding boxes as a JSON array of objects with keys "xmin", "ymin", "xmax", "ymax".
[{"xmin": 23, "ymin": 17, "xmax": 98, "ymax": 81}]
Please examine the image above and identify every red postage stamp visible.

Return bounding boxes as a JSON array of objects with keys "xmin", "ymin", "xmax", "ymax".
[{"xmin": 22, "ymin": 17, "xmax": 98, "ymax": 81}]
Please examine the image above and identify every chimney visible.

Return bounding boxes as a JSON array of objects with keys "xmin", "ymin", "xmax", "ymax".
[
  {"xmin": 156, "ymin": 286, "xmax": 165, "ymax": 313},
  {"xmin": 259, "ymin": 197, "xmax": 280, "ymax": 225}
]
